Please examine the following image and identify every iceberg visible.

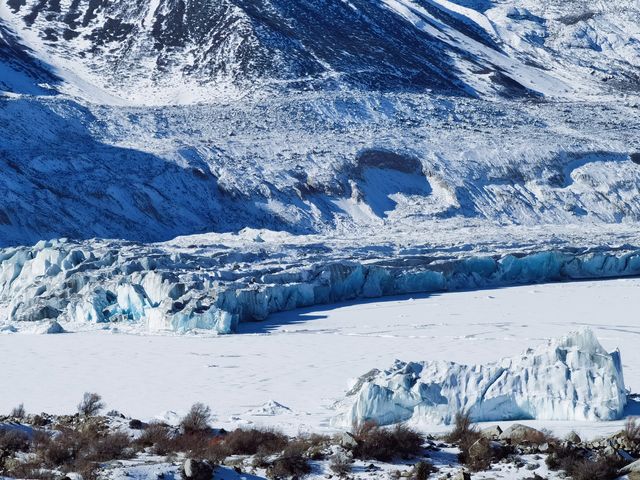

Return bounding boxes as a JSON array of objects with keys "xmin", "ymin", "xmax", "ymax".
[{"xmin": 332, "ymin": 330, "xmax": 627, "ymax": 427}]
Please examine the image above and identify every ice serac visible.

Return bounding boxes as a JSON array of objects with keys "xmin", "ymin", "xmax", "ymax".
[
  {"xmin": 2, "ymin": 238, "xmax": 640, "ymax": 334},
  {"xmin": 332, "ymin": 330, "xmax": 627, "ymax": 427}
]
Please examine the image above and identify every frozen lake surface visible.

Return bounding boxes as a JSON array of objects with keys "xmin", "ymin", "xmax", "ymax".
[{"xmin": 2, "ymin": 277, "xmax": 639, "ymax": 439}]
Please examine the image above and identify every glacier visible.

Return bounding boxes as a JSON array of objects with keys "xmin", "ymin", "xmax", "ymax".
[
  {"xmin": 0, "ymin": 0, "xmax": 640, "ymax": 338},
  {"xmin": 332, "ymin": 330, "xmax": 627, "ymax": 426},
  {"xmin": 3, "ymin": 235, "xmax": 640, "ymax": 334}
]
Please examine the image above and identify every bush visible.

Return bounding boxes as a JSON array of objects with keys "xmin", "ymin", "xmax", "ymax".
[
  {"xmin": 411, "ymin": 460, "xmax": 437, "ymax": 480},
  {"xmin": 10, "ymin": 403, "xmax": 26, "ymax": 419},
  {"xmin": 136, "ymin": 422, "xmax": 175, "ymax": 455},
  {"xmin": 445, "ymin": 412, "xmax": 475, "ymax": 444},
  {"xmin": 0, "ymin": 428, "xmax": 31, "ymax": 452},
  {"xmin": 444, "ymin": 412, "xmax": 485, "ymax": 468},
  {"xmin": 77, "ymin": 392, "xmax": 104, "ymax": 417},
  {"xmin": 546, "ymin": 446, "xmax": 624, "ymax": 480},
  {"xmin": 87, "ymin": 431, "xmax": 132, "ymax": 462},
  {"xmin": 351, "ymin": 422, "xmax": 424, "ymax": 462},
  {"xmin": 37, "ymin": 428, "xmax": 81, "ymax": 467},
  {"xmin": 180, "ymin": 403, "xmax": 212, "ymax": 434},
  {"xmin": 566, "ymin": 457, "xmax": 623, "ymax": 480},
  {"xmin": 268, "ymin": 443, "xmax": 311, "ymax": 479},
  {"xmin": 625, "ymin": 417, "xmax": 640, "ymax": 444},
  {"xmin": 222, "ymin": 427, "xmax": 289, "ymax": 456},
  {"xmin": 329, "ymin": 453, "xmax": 352, "ymax": 476}
]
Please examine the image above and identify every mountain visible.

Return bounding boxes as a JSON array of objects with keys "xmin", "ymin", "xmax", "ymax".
[
  {"xmin": 2, "ymin": 0, "xmax": 639, "ymax": 103},
  {"xmin": 0, "ymin": 0, "xmax": 639, "ymax": 245}
]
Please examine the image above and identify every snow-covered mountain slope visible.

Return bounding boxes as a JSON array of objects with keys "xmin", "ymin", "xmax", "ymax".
[
  {"xmin": 1, "ymin": 0, "xmax": 639, "ymax": 103},
  {"xmin": 0, "ymin": 91, "xmax": 639, "ymax": 246},
  {"xmin": 333, "ymin": 330, "xmax": 627, "ymax": 426},
  {"xmin": 0, "ymin": 20, "xmax": 58, "ymax": 94}
]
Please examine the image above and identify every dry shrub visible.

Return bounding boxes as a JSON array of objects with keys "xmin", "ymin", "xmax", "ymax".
[
  {"xmin": 445, "ymin": 412, "xmax": 482, "ymax": 467},
  {"xmin": 180, "ymin": 403, "xmax": 212, "ymax": 434},
  {"xmin": 2, "ymin": 459, "xmax": 57, "ymax": 480},
  {"xmin": 290, "ymin": 433, "xmax": 331, "ymax": 460},
  {"xmin": 329, "ymin": 453, "xmax": 352, "ymax": 476},
  {"xmin": 445, "ymin": 412, "xmax": 475, "ymax": 443},
  {"xmin": 0, "ymin": 428, "xmax": 31, "ymax": 453},
  {"xmin": 88, "ymin": 431, "xmax": 132, "ymax": 461},
  {"xmin": 33, "ymin": 423, "xmax": 132, "ymax": 479},
  {"xmin": 566, "ymin": 457, "xmax": 624, "ymax": 480},
  {"xmin": 351, "ymin": 422, "xmax": 424, "ymax": 462},
  {"xmin": 411, "ymin": 460, "xmax": 437, "ymax": 480},
  {"xmin": 222, "ymin": 427, "xmax": 289, "ymax": 456},
  {"xmin": 267, "ymin": 442, "xmax": 311, "ymax": 479},
  {"xmin": 10, "ymin": 404, "xmax": 26, "ymax": 419},
  {"xmin": 136, "ymin": 422, "xmax": 175, "ymax": 455},
  {"xmin": 546, "ymin": 446, "xmax": 625, "ymax": 480},
  {"xmin": 625, "ymin": 417, "xmax": 640, "ymax": 444},
  {"xmin": 77, "ymin": 393, "xmax": 104, "ymax": 417}
]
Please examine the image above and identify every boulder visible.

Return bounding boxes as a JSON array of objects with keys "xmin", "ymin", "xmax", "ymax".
[
  {"xmin": 451, "ymin": 471, "xmax": 471, "ymax": 480},
  {"xmin": 481, "ymin": 425, "xmax": 503, "ymax": 439},
  {"xmin": 469, "ymin": 438, "xmax": 503, "ymax": 459},
  {"xmin": 566, "ymin": 431, "xmax": 581, "ymax": 444},
  {"xmin": 499, "ymin": 424, "xmax": 543, "ymax": 443},
  {"xmin": 183, "ymin": 459, "xmax": 213, "ymax": 480},
  {"xmin": 620, "ymin": 458, "xmax": 640, "ymax": 475},
  {"xmin": 337, "ymin": 431, "xmax": 359, "ymax": 450},
  {"xmin": 42, "ymin": 320, "xmax": 65, "ymax": 334}
]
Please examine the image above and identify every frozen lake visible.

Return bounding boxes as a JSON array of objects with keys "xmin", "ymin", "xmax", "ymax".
[{"xmin": 1, "ymin": 277, "xmax": 639, "ymax": 438}]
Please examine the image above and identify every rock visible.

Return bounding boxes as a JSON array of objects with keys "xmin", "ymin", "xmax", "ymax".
[
  {"xmin": 469, "ymin": 438, "xmax": 502, "ymax": 459},
  {"xmin": 620, "ymin": 458, "xmax": 640, "ymax": 475},
  {"xmin": 337, "ymin": 431, "xmax": 359, "ymax": 450},
  {"xmin": 566, "ymin": 431, "xmax": 581, "ymax": 444},
  {"xmin": 604, "ymin": 445, "xmax": 616, "ymax": 457},
  {"xmin": 498, "ymin": 424, "xmax": 543, "ymax": 443},
  {"xmin": 42, "ymin": 320, "xmax": 65, "ymax": 334},
  {"xmin": 183, "ymin": 459, "xmax": 213, "ymax": 480},
  {"xmin": 451, "ymin": 471, "xmax": 471, "ymax": 480},
  {"xmin": 62, "ymin": 474, "xmax": 83, "ymax": 480},
  {"xmin": 538, "ymin": 442, "xmax": 550, "ymax": 453},
  {"xmin": 481, "ymin": 425, "xmax": 503, "ymax": 439},
  {"xmin": 129, "ymin": 419, "xmax": 144, "ymax": 429}
]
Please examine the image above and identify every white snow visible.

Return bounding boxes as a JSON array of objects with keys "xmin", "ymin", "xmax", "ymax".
[
  {"xmin": 1, "ymin": 277, "xmax": 639, "ymax": 441},
  {"xmin": 333, "ymin": 329, "xmax": 626, "ymax": 427}
]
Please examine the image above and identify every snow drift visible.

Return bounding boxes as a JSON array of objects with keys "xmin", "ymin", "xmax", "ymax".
[{"xmin": 333, "ymin": 330, "xmax": 627, "ymax": 426}]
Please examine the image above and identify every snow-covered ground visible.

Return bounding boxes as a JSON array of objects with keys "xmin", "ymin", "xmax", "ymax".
[{"xmin": 2, "ymin": 277, "xmax": 639, "ymax": 440}]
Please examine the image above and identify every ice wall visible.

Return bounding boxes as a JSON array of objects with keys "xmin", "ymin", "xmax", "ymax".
[
  {"xmin": 332, "ymin": 330, "xmax": 627, "ymax": 426},
  {"xmin": 1, "ymin": 239, "xmax": 640, "ymax": 334}
]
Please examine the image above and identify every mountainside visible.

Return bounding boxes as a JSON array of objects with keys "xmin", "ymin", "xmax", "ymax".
[{"xmin": 1, "ymin": 0, "xmax": 639, "ymax": 103}]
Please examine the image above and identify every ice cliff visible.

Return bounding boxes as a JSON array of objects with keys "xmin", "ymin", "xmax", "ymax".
[
  {"xmin": 333, "ymin": 330, "xmax": 627, "ymax": 426},
  {"xmin": 2, "ymin": 237, "xmax": 640, "ymax": 334}
]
